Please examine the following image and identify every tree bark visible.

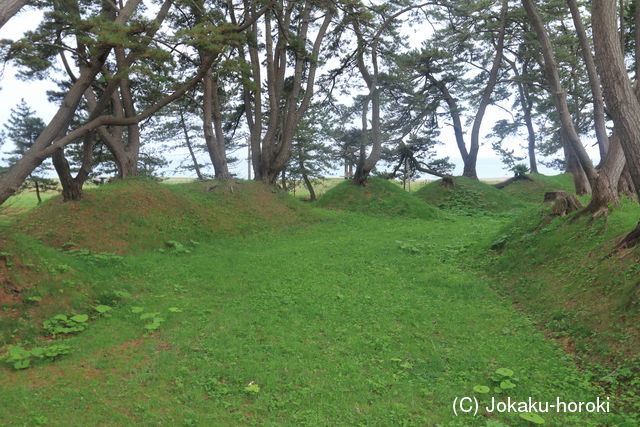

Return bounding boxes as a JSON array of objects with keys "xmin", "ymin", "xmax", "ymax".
[
  {"xmin": 522, "ymin": 0, "xmax": 597, "ymax": 184},
  {"xmin": 202, "ymin": 73, "xmax": 232, "ymax": 181},
  {"xmin": 567, "ymin": 0, "xmax": 610, "ymax": 161},
  {"xmin": 299, "ymin": 158, "xmax": 316, "ymax": 201},
  {"xmin": 233, "ymin": 1, "xmax": 333, "ymax": 184},
  {"xmin": 114, "ymin": 47, "xmax": 140, "ymax": 178},
  {"xmin": 563, "ymin": 133, "xmax": 592, "ymax": 195},
  {"xmin": 618, "ymin": 166, "xmax": 637, "ymax": 199},
  {"xmin": 179, "ymin": 109, "xmax": 203, "ymax": 180},
  {"xmin": 31, "ymin": 175, "xmax": 42, "ymax": 204},
  {"xmin": 51, "ymin": 136, "xmax": 94, "ymax": 202},
  {"xmin": 505, "ymin": 57, "xmax": 539, "ymax": 174},
  {"xmin": 582, "ymin": 134, "xmax": 626, "ymax": 214},
  {"xmin": 465, "ymin": 0, "xmax": 509, "ymax": 180},
  {"xmin": 0, "ymin": 0, "xmax": 28, "ymax": 29},
  {"xmin": 593, "ymin": 0, "xmax": 640, "ymax": 199}
]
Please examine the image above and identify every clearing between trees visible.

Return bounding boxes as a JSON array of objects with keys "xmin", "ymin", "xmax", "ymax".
[{"xmin": 0, "ymin": 176, "xmax": 638, "ymax": 425}]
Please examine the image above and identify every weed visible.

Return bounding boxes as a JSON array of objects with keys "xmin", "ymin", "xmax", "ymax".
[
  {"xmin": 2, "ymin": 343, "xmax": 71, "ymax": 370},
  {"xmin": 43, "ymin": 313, "xmax": 88, "ymax": 337}
]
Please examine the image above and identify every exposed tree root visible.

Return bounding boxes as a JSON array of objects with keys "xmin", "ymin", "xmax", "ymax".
[
  {"xmin": 614, "ymin": 221, "xmax": 640, "ymax": 250},
  {"xmin": 493, "ymin": 174, "xmax": 533, "ymax": 189},
  {"xmin": 206, "ymin": 179, "xmax": 238, "ymax": 193}
]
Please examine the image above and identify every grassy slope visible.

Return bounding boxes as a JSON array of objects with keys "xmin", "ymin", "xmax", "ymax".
[
  {"xmin": 12, "ymin": 178, "xmax": 316, "ymax": 253},
  {"xmin": 316, "ymin": 178, "xmax": 439, "ymax": 219},
  {"xmin": 414, "ymin": 176, "xmax": 526, "ymax": 214},
  {"xmin": 0, "ymin": 214, "xmax": 621, "ymax": 425},
  {"xmin": 500, "ymin": 173, "xmax": 576, "ymax": 203},
  {"xmin": 486, "ymin": 199, "xmax": 640, "ymax": 415},
  {"xmin": 0, "ymin": 179, "xmax": 318, "ymax": 346}
]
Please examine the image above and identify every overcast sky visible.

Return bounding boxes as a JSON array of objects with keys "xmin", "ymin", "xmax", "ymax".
[{"xmin": 0, "ymin": 6, "xmax": 588, "ymax": 180}]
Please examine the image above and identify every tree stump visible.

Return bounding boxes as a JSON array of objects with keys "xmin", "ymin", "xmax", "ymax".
[
  {"xmin": 544, "ymin": 191, "xmax": 582, "ymax": 216},
  {"xmin": 440, "ymin": 177, "xmax": 454, "ymax": 188}
]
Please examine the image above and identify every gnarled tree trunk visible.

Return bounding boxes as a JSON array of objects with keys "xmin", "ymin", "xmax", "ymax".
[
  {"xmin": 51, "ymin": 137, "xmax": 95, "ymax": 202},
  {"xmin": 593, "ymin": 0, "xmax": 640, "ymax": 198}
]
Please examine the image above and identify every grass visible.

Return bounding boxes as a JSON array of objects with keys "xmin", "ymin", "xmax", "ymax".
[
  {"xmin": 0, "ymin": 213, "xmax": 625, "ymax": 425},
  {"xmin": 11, "ymin": 178, "xmax": 316, "ymax": 253},
  {"xmin": 0, "ymin": 175, "xmax": 638, "ymax": 425},
  {"xmin": 486, "ymin": 197, "xmax": 640, "ymax": 415},
  {"xmin": 316, "ymin": 178, "xmax": 440, "ymax": 219},
  {"xmin": 414, "ymin": 176, "xmax": 526, "ymax": 214},
  {"xmin": 500, "ymin": 173, "xmax": 576, "ymax": 203},
  {"xmin": 0, "ymin": 190, "xmax": 58, "ymax": 225}
]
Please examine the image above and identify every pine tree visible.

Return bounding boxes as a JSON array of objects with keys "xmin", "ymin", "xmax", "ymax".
[{"xmin": 2, "ymin": 99, "xmax": 56, "ymax": 203}]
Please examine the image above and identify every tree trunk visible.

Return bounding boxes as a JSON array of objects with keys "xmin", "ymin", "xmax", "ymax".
[
  {"xmin": 0, "ymin": 0, "xmax": 28, "ymax": 29},
  {"xmin": 466, "ymin": 0, "xmax": 509, "ymax": 180},
  {"xmin": 51, "ymin": 136, "xmax": 94, "ymax": 202},
  {"xmin": 583, "ymin": 134, "xmax": 627, "ymax": 214},
  {"xmin": 593, "ymin": 0, "xmax": 640, "ymax": 199},
  {"xmin": 115, "ymin": 47, "xmax": 140, "ymax": 179},
  {"xmin": 564, "ymin": 139, "xmax": 592, "ymax": 195},
  {"xmin": 0, "ymin": 61, "xmax": 107, "ymax": 204},
  {"xmin": 33, "ymin": 176, "xmax": 42, "ymax": 204},
  {"xmin": 111, "ymin": 147, "xmax": 138, "ymax": 179},
  {"xmin": 233, "ymin": 3, "xmax": 333, "ymax": 185},
  {"xmin": 299, "ymin": 157, "xmax": 316, "ymax": 201},
  {"xmin": 202, "ymin": 73, "xmax": 232, "ymax": 181},
  {"xmin": 505, "ymin": 56, "xmax": 539, "ymax": 174},
  {"xmin": 428, "ymin": 76, "xmax": 469, "ymax": 173},
  {"xmin": 52, "ymin": 149, "xmax": 83, "ymax": 202},
  {"xmin": 618, "ymin": 166, "xmax": 637, "ymax": 199},
  {"xmin": 179, "ymin": 110, "xmax": 203, "ymax": 180},
  {"xmin": 636, "ymin": 0, "xmax": 640, "ymax": 79},
  {"xmin": 302, "ymin": 173, "xmax": 316, "ymax": 201},
  {"xmin": 352, "ymin": 19, "xmax": 382, "ymax": 186},
  {"xmin": 567, "ymin": 0, "xmax": 610, "ymax": 160},
  {"xmin": 522, "ymin": 0, "xmax": 597, "ymax": 187}
]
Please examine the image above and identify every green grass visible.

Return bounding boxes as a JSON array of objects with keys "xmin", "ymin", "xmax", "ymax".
[
  {"xmin": 0, "ymin": 190, "xmax": 58, "ymax": 225},
  {"xmin": 415, "ymin": 176, "xmax": 526, "ymax": 214},
  {"xmin": 500, "ymin": 173, "xmax": 576, "ymax": 203},
  {"xmin": 0, "ymin": 176, "xmax": 638, "ymax": 425},
  {"xmin": 0, "ymin": 213, "xmax": 627, "ymax": 425},
  {"xmin": 12, "ymin": 178, "xmax": 317, "ymax": 253},
  {"xmin": 485, "ymin": 197, "xmax": 640, "ymax": 416},
  {"xmin": 316, "ymin": 178, "xmax": 440, "ymax": 219}
]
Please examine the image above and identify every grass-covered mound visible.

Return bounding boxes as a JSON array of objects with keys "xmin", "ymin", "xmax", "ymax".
[
  {"xmin": 486, "ymin": 200, "xmax": 640, "ymax": 412},
  {"xmin": 0, "ymin": 179, "xmax": 317, "ymax": 344},
  {"xmin": 12, "ymin": 178, "xmax": 316, "ymax": 253},
  {"xmin": 316, "ymin": 178, "xmax": 439, "ymax": 219},
  {"xmin": 415, "ymin": 176, "xmax": 525, "ymax": 214},
  {"xmin": 499, "ymin": 173, "xmax": 576, "ymax": 203}
]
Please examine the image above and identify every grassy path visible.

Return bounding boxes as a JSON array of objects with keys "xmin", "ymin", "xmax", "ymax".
[{"xmin": 0, "ymin": 213, "xmax": 619, "ymax": 425}]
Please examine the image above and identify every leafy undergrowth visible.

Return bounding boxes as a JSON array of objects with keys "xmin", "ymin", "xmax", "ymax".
[
  {"xmin": 316, "ymin": 178, "xmax": 439, "ymax": 219},
  {"xmin": 485, "ymin": 198, "xmax": 640, "ymax": 415},
  {"xmin": 500, "ymin": 173, "xmax": 576, "ymax": 203},
  {"xmin": 415, "ymin": 176, "xmax": 526, "ymax": 215},
  {"xmin": 0, "ymin": 214, "xmax": 626, "ymax": 425},
  {"xmin": 13, "ymin": 178, "xmax": 317, "ymax": 253}
]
